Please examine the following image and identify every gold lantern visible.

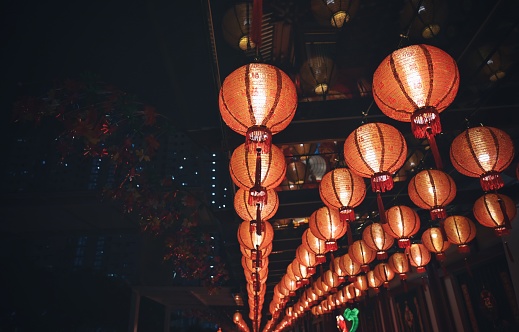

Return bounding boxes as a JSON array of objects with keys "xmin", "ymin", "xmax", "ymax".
[
  {"xmin": 372, "ymin": 44, "xmax": 459, "ymax": 169},
  {"xmin": 473, "ymin": 193, "xmax": 517, "ymax": 236},
  {"xmin": 348, "ymin": 239, "xmax": 377, "ymax": 272},
  {"xmin": 308, "ymin": 206, "xmax": 348, "ymax": 251},
  {"xmin": 408, "ymin": 169, "xmax": 456, "ymax": 220},
  {"xmin": 443, "ymin": 215, "xmax": 477, "ymax": 253},
  {"xmin": 388, "ymin": 252, "xmax": 410, "ymax": 280},
  {"xmin": 421, "ymin": 227, "xmax": 450, "ymax": 261},
  {"xmin": 219, "ymin": 63, "xmax": 298, "ymax": 154},
  {"xmin": 450, "ymin": 126, "xmax": 515, "ymax": 191},
  {"xmin": 405, "ymin": 243, "xmax": 431, "ymax": 273},
  {"xmin": 319, "ymin": 167, "xmax": 367, "ymax": 222},
  {"xmin": 384, "ymin": 205, "xmax": 421, "ymax": 248},
  {"xmin": 362, "ymin": 222, "xmax": 395, "ymax": 260},
  {"xmin": 230, "ymin": 143, "xmax": 286, "ymax": 206},
  {"xmin": 301, "ymin": 228, "xmax": 329, "ymax": 264},
  {"xmin": 343, "ymin": 122, "xmax": 407, "ymax": 223}
]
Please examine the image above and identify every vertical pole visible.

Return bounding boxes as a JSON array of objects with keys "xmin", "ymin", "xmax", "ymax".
[
  {"xmin": 163, "ymin": 305, "xmax": 171, "ymax": 332},
  {"xmin": 128, "ymin": 289, "xmax": 140, "ymax": 332}
]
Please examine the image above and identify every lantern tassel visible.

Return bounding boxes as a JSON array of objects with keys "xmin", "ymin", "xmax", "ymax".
[
  {"xmin": 480, "ymin": 171, "xmax": 504, "ymax": 191},
  {"xmin": 376, "ymin": 192, "xmax": 388, "ymax": 224},
  {"xmin": 411, "ymin": 106, "xmax": 442, "ymax": 139},
  {"xmin": 250, "ymin": 0, "xmax": 263, "ymax": 48},
  {"xmin": 339, "ymin": 207, "xmax": 355, "ymax": 222},
  {"xmin": 426, "ymin": 128, "xmax": 443, "ymax": 170},
  {"xmin": 325, "ymin": 240, "xmax": 338, "ymax": 252}
]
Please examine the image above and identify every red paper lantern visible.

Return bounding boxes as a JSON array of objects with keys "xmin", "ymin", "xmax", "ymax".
[
  {"xmin": 329, "ymin": 256, "xmax": 347, "ymax": 284},
  {"xmin": 388, "ymin": 252, "xmax": 410, "ymax": 280},
  {"xmin": 450, "ymin": 126, "xmax": 515, "ymax": 191},
  {"xmin": 353, "ymin": 274, "xmax": 369, "ymax": 292},
  {"xmin": 219, "ymin": 63, "xmax": 297, "ymax": 153},
  {"xmin": 296, "ymin": 244, "xmax": 318, "ymax": 274},
  {"xmin": 234, "ymin": 187, "xmax": 279, "ymax": 234},
  {"xmin": 473, "ymin": 193, "xmax": 516, "ymax": 236},
  {"xmin": 237, "ymin": 220, "xmax": 274, "ymax": 267},
  {"xmin": 322, "ymin": 269, "xmax": 342, "ymax": 293},
  {"xmin": 291, "ymin": 260, "xmax": 313, "ymax": 286},
  {"xmin": 348, "ymin": 239, "xmax": 377, "ymax": 272},
  {"xmin": 343, "ymin": 122, "xmax": 407, "ymax": 223},
  {"xmin": 405, "ymin": 243, "xmax": 431, "ymax": 273},
  {"xmin": 308, "ymin": 206, "xmax": 348, "ymax": 251},
  {"xmin": 373, "ymin": 262, "xmax": 395, "ymax": 288},
  {"xmin": 384, "ymin": 205, "xmax": 421, "ymax": 248},
  {"xmin": 421, "ymin": 227, "xmax": 450, "ymax": 261},
  {"xmin": 339, "ymin": 253, "xmax": 362, "ymax": 281},
  {"xmin": 362, "ymin": 222, "xmax": 395, "ymax": 260},
  {"xmin": 408, "ymin": 169, "xmax": 456, "ymax": 220},
  {"xmin": 367, "ymin": 270, "xmax": 383, "ymax": 293},
  {"xmin": 230, "ymin": 143, "xmax": 286, "ymax": 205},
  {"xmin": 319, "ymin": 167, "xmax": 366, "ymax": 222},
  {"xmin": 301, "ymin": 228, "xmax": 329, "ymax": 264},
  {"xmin": 443, "ymin": 215, "xmax": 477, "ymax": 253},
  {"xmin": 372, "ymin": 44, "xmax": 460, "ymax": 169}
]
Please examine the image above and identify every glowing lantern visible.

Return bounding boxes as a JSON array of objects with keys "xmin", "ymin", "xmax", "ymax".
[
  {"xmin": 473, "ymin": 193, "xmax": 516, "ymax": 236},
  {"xmin": 319, "ymin": 167, "xmax": 366, "ymax": 222},
  {"xmin": 301, "ymin": 228, "xmax": 329, "ymax": 264},
  {"xmin": 221, "ymin": 2, "xmax": 255, "ymax": 51},
  {"xmin": 308, "ymin": 206, "xmax": 348, "ymax": 251},
  {"xmin": 388, "ymin": 252, "xmax": 410, "ymax": 280},
  {"xmin": 450, "ymin": 126, "xmax": 515, "ymax": 191},
  {"xmin": 348, "ymin": 239, "xmax": 377, "ymax": 272},
  {"xmin": 240, "ymin": 243, "xmax": 272, "ymax": 266},
  {"xmin": 367, "ymin": 270, "xmax": 383, "ymax": 293},
  {"xmin": 299, "ymin": 56, "xmax": 336, "ymax": 97},
  {"xmin": 241, "ymin": 255, "xmax": 268, "ymax": 275},
  {"xmin": 314, "ymin": 277, "xmax": 331, "ymax": 296},
  {"xmin": 237, "ymin": 220, "xmax": 274, "ymax": 268},
  {"xmin": 330, "ymin": 256, "xmax": 347, "ymax": 283},
  {"xmin": 296, "ymin": 244, "xmax": 318, "ymax": 274},
  {"xmin": 234, "ymin": 188, "xmax": 279, "ymax": 234},
  {"xmin": 281, "ymin": 275, "xmax": 298, "ymax": 297},
  {"xmin": 345, "ymin": 283, "xmax": 363, "ymax": 302},
  {"xmin": 353, "ymin": 274, "xmax": 369, "ymax": 292},
  {"xmin": 421, "ymin": 227, "xmax": 450, "ymax": 261},
  {"xmin": 230, "ymin": 143, "xmax": 286, "ymax": 206},
  {"xmin": 384, "ymin": 205, "xmax": 421, "ymax": 248},
  {"xmin": 373, "ymin": 262, "xmax": 395, "ymax": 288},
  {"xmin": 343, "ymin": 122, "xmax": 407, "ymax": 223},
  {"xmin": 362, "ymin": 223, "xmax": 395, "ymax": 260},
  {"xmin": 408, "ymin": 169, "xmax": 456, "ymax": 220},
  {"xmin": 291, "ymin": 260, "xmax": 313, "ymax": 286},
  {"xmin": 322, "ymin": 269, "xmax": 342, "ymax": 292},
  {"xmin": 405, "ymin": 243, "xmax": 431, "ymax": 273},
  {"xmin": 219, "ymin": 63, "xmax": 297, "ymax": 154},
  {"xmin": 443, "ymin": 215, "xmax": 477, "ymax": 253},
  {"xmin": 372, "ymin": 44, "xmax": 460, "ymax": 169},
  {"xmin": 339, "ymin": 253, "xmax": 362, "ymax": 281}
]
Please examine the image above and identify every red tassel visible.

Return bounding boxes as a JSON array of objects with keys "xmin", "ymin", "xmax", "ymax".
[
  {"xmin": 399, "ymin": 273, "xmax": 407, "ymax": 281},
  {"xmin": 430, "ymin": 207, "xmax": 447, "ymax": 220},
  {"xmin": 398, "ymin": 238, "xmax": 411, "ymax": 248},
  {"xmin": 325, "ymin": 241, "xmax": 338, "ymax": 252},
  {"xmin": 250, "ymin": 0, "xmax": 263, "ymax": 48},
  {"xmin": 371, "ymin": 172, "xmax": 393, "ymax": 193},
  {"xmin": 316, "ymin": 254, "xmax": 326, "ymax": 264},
  {"xmin": 307, "ymin": 266, "xmax": 316, "ymax": 274},
  {"xmin": 480, "ymin": 171, "xmax": 504, "ymax": 191},
  {"xmin": 361, "ymin": 264, "xmax": 370, "ymax": 273},
  {"xmin": 458, "ymin": 244, "xmax": 470, "ymax": 254},
  {"xmin": 411, "ymin": 107, "xmax": 442, "ymax": 139},
  {"xmin": 426, "ymin": 129, "xmax": 443, "ymax": 170},
  {"xmin": 376, "ymin": 251, "xmax": 388, "ymax": 260},
  {"xmin": 253, "ymin": 247, "xmax": 262, "ymax": 269},
  {"xmin": 436, "ymin": 252, "xmax": 446, "ymax": 262},
  {"xmin": 376, "ymin": 192, "xmax": 388, "ymax": 224},
  {"xmin": 347, "ymin": 223, "xmax": 353, "ymax": 246},
  {"xmin": 416, "ymin": 266, "xmax": 426, "ymax": 274},
  {"xmin": 505, "ymin": 241, "xmax": 515, "ymax": 263},
  {"xmin": 339, "ymin": 207, "xmax": 355, "ymax": 222},
  {"xmin": 249, "ymin": 149, "xmax": 267, "ymax": 206},
  {"xmin": 246, "ymin": 125, "xmax": 271, "ymax": 154}
]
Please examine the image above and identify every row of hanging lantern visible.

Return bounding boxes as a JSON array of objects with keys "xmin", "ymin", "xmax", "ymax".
[{"xmin": 266, "ymin": 42, "xmax": 516, "ymax": 331}]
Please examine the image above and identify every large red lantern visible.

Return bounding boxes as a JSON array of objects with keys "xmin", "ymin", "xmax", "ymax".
[
  {"xmin": 348, "ymin": 239, "xmax": 377, "ymax": 272},
  {"xmin": 372, "ymin": 44, "xmax": 460, "ymax": 169},
  {"xmin": 443, "ymin": 215, "xmax": 477, "ymax": 253},
  {"xmin": 473, "ymin": 193, "xmax": 516, "ymax": 236},
  {"xmin": 384, "ymin": 205, "xmax": 421, "ymax": 248},
  {"xmin": 421, "ymin": 227, "xmax": 450, "ymax": 261},
  {"xmin": 301, "ymin": 228, "xmax": 329, "ymax": 264},
  {"xmin": 319, "ymin": 167, "xmax": 366, "ymax": 222},
  {"xmin": 234, "ymin": 187, "xmax": 279, "ymax": 234},
  {"xmin": 405, "ymin": 243, "xmax": 431, "ymax": 273},
  {"xmin": 362, "ymin": 222, "xmax": 395, "ymax": 260},
  {"xmin": 219, "ymin": 63, "xmax": 297, "ymax": 154},
  {"xmin": 408, "ymin": 169, "xmax": 456, "ymax": 220},
  {"xmin": 450, "ymin": 126, "xmax": 515, "ymax": 191},
  {"xmin": 343, "ymin": 122, "xmax": 407, "ymax": 223},
  {"xmin": 230, "ymin": 143, "xmax": 286, "ymax": 206},
  {"xmin": 308, "ymin": 206, "xmax": 348, "ymax": 251},
  {"xmin": 237, "ymin": 219, "xmax": 274, "ymax": 268}
]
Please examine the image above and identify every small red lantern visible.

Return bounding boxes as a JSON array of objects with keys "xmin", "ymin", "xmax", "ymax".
[
  {"xmin": 388, "ymin": 252, "xmax": 410, "ymax": 280},
  {"xmin": 443, "ymin": 215, "xmax": 477, "ymax": 253},
  {"xmin": 343, "ymin": 122, "xmax": 407, "ymax": 223},
  {"xmin": 339, "ymin": 253, "xmax": 362, "ymax": 281},
  {"xmin": 348, "ymin": 239, "xmax": 377, "ymax": 272},
  {"xmin": 408, "ymin": 169, "xmax": 456, "ymax": 220},
  {"xmin": 421, "ymin": 227, "xmax": 450, "ymax": 261},
  {"xmin": 322, "ymin": 269, "xmax": 342, "ymax": 293},
  {"xmin": 301, "ymin": 228, "xmax": 329, "ymax": 264},
  {"xmin": 234, "ymin": 187, "xmax": 279, "ymax": 234},
  {"xmin": 450, "ymin": 126, "xmax": 515, "ymax": 191},
  {"xmin": 362, "ymin": 222, "xmax": 395, "ymax": 260},
  {"xmin": 237, "ymin": 219, "xmax": 274, "ymax": 268},
  {"xmin": 405, "ymin": 243, "xmax": 431, "ymax": 273},
  {"xmin": 367, "ymin": 270, "xmax": 383, "ymax": 293},
  {"xmin": 296, "ymin": 244, "xmax": 318, "ymax": 274},
  {"xmin": 319, "ymin": 167, "xmax": 366, "ymax": 222},
  {"xmin": 219, "ymin": 63, "xmax": 297, "ymax": 154},
  {"xmin": 308, "ymin": 206, "xmax": 348, "ymax": 251},
  {"xmin": 372, "ymin": 44, "xmax": 460, "ymax": 169},
  {"xmin": 384, "ymin": 205, "xmax": 421, "ymax": 248},
  {"xmin": 473, "ymin": 193, "xmax": 516, "ymax": 236},
  {"xmin": 373, "ymin": 262, "xmax": 395, "ymax": 288}
]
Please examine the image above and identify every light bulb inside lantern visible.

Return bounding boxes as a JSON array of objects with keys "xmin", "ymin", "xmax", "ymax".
[
  {"xmin": 331, "ymin": 11, "xmax": 349, "ymax": 28},
  {"xmin": 239, "ymin": 35, "xmax": 255, "ymax": 51},
  {"xmin": 478, "ymin": 153, "xmax": 490, "ymax": 163}
]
